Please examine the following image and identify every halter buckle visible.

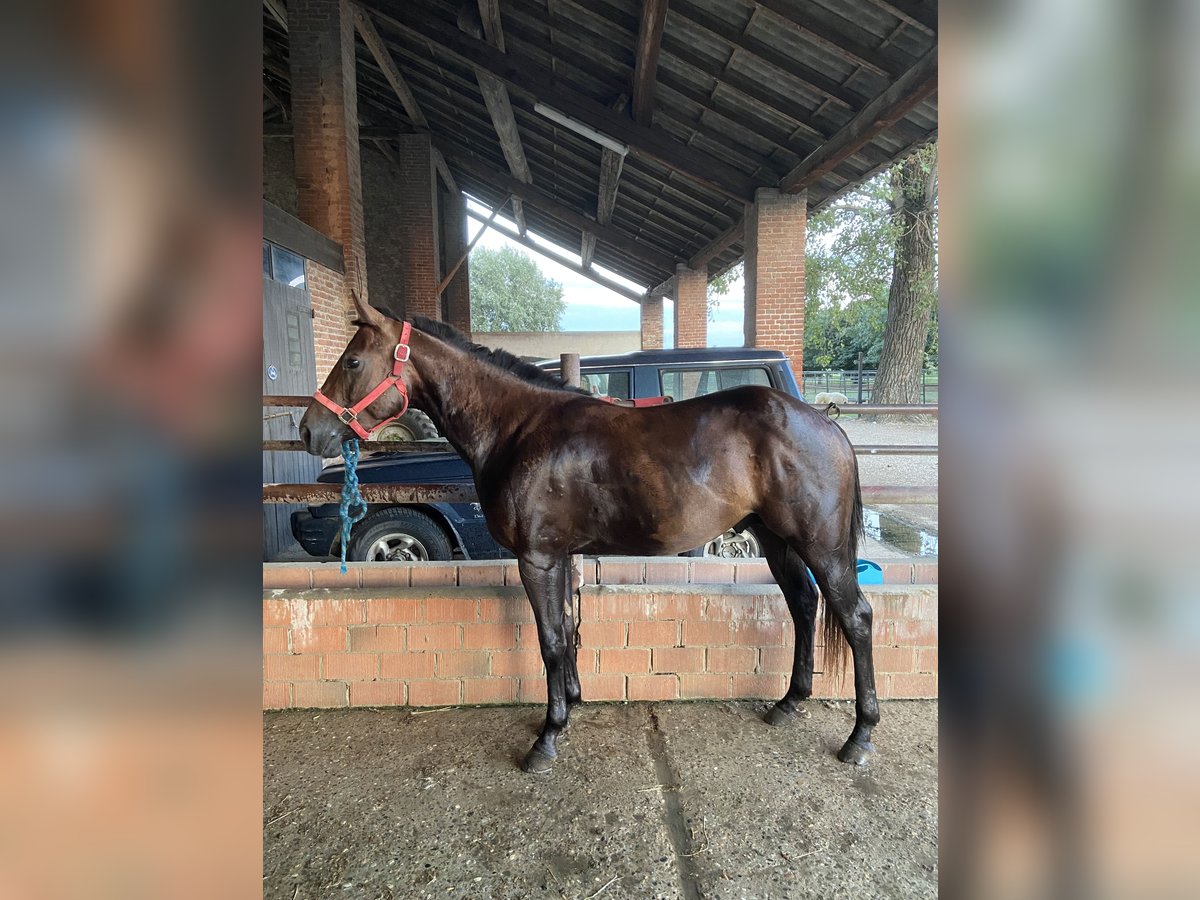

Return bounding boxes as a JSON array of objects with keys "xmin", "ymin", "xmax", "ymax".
[
  {"xmin": 394, "ymin": 343, "xmax": 411, "ymax": 363},
  {"xmin": 338, "ymin": 408, "xmax": 358, "ymax": 425}
]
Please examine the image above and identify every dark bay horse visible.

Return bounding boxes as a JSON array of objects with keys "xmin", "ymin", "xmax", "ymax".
[{"xmin": 300, "ymin": 297, "xmax": 878, "ymax": 772}]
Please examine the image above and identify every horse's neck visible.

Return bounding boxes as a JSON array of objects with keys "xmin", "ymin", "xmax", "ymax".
[{"xmin": 414, "ymin": 339, "xmax": 550, "ymax": 467}]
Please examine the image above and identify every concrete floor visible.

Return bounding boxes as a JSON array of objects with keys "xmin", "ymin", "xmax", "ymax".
[{"xmin": 264, "ymin": 700, "xmax": 937, "ymax": 899}]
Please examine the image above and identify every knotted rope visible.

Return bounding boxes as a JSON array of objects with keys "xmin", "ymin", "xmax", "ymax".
[{"xmin": 338, "ymin": 437, "xmax": 368, "ymax": 573}]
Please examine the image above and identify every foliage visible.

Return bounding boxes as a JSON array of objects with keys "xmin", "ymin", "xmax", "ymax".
[
  {"xmin": 469, "ymin": 245, "xmax": 566, "ymax": 332},
  {"xmin": 804, "ymin": 147, "xmax": 938, "ymax": 370},
  {"xmin": 707, "ymin": 262, "xmax": 742, "ymax": 321}
]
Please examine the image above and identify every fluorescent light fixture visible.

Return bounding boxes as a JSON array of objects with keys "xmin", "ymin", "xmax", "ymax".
[{"xmin": 533, "ymin": 102, "xmax": 629, "ymax": 157}]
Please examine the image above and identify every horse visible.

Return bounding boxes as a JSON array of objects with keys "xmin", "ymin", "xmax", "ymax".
[{"xmin": 299, "ymin": 296, "xmax": 879, "ymax": 773}]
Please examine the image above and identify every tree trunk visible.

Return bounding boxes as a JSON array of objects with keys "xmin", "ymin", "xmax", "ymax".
[{"xmin": 872, "ymin": 148, "xmax": 937, "ymax": 408}]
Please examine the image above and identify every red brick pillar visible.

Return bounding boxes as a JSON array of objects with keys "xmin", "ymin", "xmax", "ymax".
[
  {"xmin": 442, "ymin": 190, "xmax": 471, "ymax": 333},
  {"xmin": 744, "ymin": 188, "xmax": 806, "ymax": 370},
  {"xmin": 640, "ymin": 294, "xmax": 663, "ymax": 349},
  {"xmin": 289, "ymin": 0, "xmax": 367, "ymax": 301},
  {"xmin": 395, "ymin": 133, "xmax": 441, "ymax": 320},
  {"xmin": 673, "ymin": 265, "xmax": 708, "ymax": 348}
]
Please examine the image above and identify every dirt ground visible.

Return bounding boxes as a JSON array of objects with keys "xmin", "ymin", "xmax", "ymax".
[{"xmin": 264, "ymin": 700, "xmax": 937, "ymax": 899}]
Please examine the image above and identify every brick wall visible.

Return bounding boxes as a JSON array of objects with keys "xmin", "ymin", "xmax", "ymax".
[
  {"xmin": 673, "ymin": 265, "xmax": 708, "ymax": 348},
  {"xmin": 290, "ymin": 0, "xmax": 368, "ymax": 302},
  {"xmin": 263, "ymin": 559, "xmax": 938, "ymax": 710},
  {"xmin": 361, "ymin": 145, "xmax": 411, "ymax": 321},
  {"xmin": 263, "ymin": 139, "xmax": 298, "ymax": 216},
  {"xmin": 441, "ymin": 190, "xmax": 471, "ymax": 332},
  {"xmin": 393, "ymin": 133, "xmax": 441, "ymax": 321},
  {"xmin": 641, "ymin": 294, "xmax": 664, "ymax": 350},
  {"xmin": 744, "ymin": 188, "xmax": 806, "ymax": 371},
  {"xmin": 307, "ymin": 260, "xmax": 352, "ymax": 383}
]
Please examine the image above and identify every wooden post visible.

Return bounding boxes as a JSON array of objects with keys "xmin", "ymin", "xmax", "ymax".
[{"xmin": 560, "ymin": 352, "xmax": 581, "ymax": 389}]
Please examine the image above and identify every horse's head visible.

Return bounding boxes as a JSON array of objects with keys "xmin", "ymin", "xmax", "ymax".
[{"xmin": 299, "ymin": 293, "xmax": 425, "ymax": 458}]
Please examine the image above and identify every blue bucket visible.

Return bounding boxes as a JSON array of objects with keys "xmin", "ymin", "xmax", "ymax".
[
  {"xmin": 856, "ymin": 559, "xmax": 883, "ymax": 585},
  {"xmin": 805, "ymin": 559, "xmax": 883, "ymax": 586}
]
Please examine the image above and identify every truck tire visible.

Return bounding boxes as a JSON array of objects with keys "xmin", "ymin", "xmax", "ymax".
[
  {"xmin": 371, "ymin": 409, "xmax": 439, "ymax": 442},
  {"xmin": 348, "ymin": 508, "xmax": 454, "ymax": 562}
]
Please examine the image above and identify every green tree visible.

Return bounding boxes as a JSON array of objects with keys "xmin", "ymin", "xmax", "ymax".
[
  {"xmin": 469, "ymin": 245, "xmax": 566, "ymax": 332},
  {"xmin": 872, "ymin": 145, "xmax": 938, "ymax": 404},
  {"xmin": 804, "ymin": 146, "xmax": 938, "ymax": 374}
]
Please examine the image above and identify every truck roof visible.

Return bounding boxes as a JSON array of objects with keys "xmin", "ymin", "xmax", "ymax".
[{"xmin": 535, "ymin": 346, "xmax": 788, "ymax": 370}]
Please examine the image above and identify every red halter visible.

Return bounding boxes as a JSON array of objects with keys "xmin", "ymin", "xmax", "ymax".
[{"xmin": 312, "ymin": 321, "xmax": 413, "ymax": 441}]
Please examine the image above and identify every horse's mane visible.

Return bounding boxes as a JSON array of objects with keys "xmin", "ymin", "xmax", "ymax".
[{"xmin": 383, "ymin": 312, "xmax": 591, "ymax": 396}]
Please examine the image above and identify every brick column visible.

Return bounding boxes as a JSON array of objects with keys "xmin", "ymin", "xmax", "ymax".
[
  {"xmin": 640, "ymin": 294, "xmax": 663, "ymax": 349},
  {"xmin": 289, "ymin": 0, "xmax": 367, "ymax": 301},
  {"xmin": 673, "ymin": 265, "xmax": 708, "ymax": 348},
  {"xmin": 394, "ymin": 133, "xmax": 441, "ymax": 320},
  {"xmin": 441, "ymin": 190, "xmax": 471, "ymax": 332},
  {"xmin": 744, "ymin": 188, "xmax": 806, "ymax": 369}
]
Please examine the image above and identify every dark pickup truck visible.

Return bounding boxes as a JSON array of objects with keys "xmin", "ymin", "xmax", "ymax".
[{"xmin": 291, "ymin": 346, "xmax": 802, "ymax": 562}]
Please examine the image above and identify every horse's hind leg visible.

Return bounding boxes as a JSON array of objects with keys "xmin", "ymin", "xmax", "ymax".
[
  {"xmin": 806, "ymin": 550, "xmax": 880, "ymax": 765},
  {"xmin": 561, "ymin": 560, "xmax": 582, "ymax": 708},
  {"xmin": 756, "ymin": 527, "xmax": 819, "ymax": 727}
]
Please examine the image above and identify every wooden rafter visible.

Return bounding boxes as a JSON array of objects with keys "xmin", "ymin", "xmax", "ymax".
[
  {"xmin": 350, "ymin": 3, "xmax": 459, "ymax": 196},
  {"xmin": 368, "ymin": 5, "xmax": 763, "ymax": 203},
  {"xmin": 779, "ymin": 48, "xmax": 936, "ymax": 194},
  {"xmin": 865, "ymin": 0, "xmax": 937, "ymax": 35},
  {"xmin": 583, "ymin": 95, "xmax": 629, "ymax": 268},
  {"xmin": 689, "ymin": 217, "xmax": 745, "ymax": 271},
  {"xmin": 466, "ymin": 208, "xmax": 647, "ymax": 304},
  {"xmin": 351, "ymin": 3, "xmax": 427, "ymax": 128},
  {"xmin": 443, "ymin": 146, "xmax": 677, "ymax": 272},
  {"xmin": 459, "ymin": 0, "xmax": 533, "ymax": 235},
  {"xmin": 263, "ymin": 0, "xmax": 288, "ymax": 30},
  {"xmin": 753, "ymin": 0, "xmax": 910, "ymax": 78},
  {"xmin": 631, "ymin": 0, "xmax": 668, "ymax": 126}
]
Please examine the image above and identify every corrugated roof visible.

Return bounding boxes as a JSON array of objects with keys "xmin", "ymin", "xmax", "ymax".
[{"xmin": 263, "ymin": 0, "xmax": 937, "ymax": 293}]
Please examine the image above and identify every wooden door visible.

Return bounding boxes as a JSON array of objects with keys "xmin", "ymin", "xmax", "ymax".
[{"xmin": 263, "ymin": 271, "xmax": 323, "ymax": 560}]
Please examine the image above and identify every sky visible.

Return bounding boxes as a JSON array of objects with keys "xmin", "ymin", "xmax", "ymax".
[{"xmin": 464, "ymin": 197, "xmax": 748, "ymax": 347}]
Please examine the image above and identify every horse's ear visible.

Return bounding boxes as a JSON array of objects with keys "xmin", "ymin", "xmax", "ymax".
[{"xmin": 350, "ymin": 290, "xmax": 385, "ymax": 328}]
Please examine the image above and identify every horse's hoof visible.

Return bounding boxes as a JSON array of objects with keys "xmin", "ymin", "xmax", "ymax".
[
  {"xmin": 764, "ymin": 704, "xmax": 795, "ymax": 727},
  {"xmin": 836, "ymin": 739, "xmax": 875, "ymax": 766},
  {"xmin": 521, "ymin": 747, "xmax": 557, "ymax": 774}
]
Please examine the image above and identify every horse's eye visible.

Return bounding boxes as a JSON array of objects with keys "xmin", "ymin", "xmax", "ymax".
[{"xmin": 345, "ymin": 358, "xmax": 361, "ymax": 370}]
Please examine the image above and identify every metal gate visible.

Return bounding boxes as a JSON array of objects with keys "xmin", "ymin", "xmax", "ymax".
[{"xmin": 263, "ymin": 266, "xmax": 323, "ymax": 560}]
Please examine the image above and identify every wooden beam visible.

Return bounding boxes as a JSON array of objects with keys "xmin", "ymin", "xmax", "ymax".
[
  {"xmin": 580, "ymin": 232, "xmax": 598, "ymax": 270},
  {"xmin": 632, "ymin": 0, "xmax": 669, "ymax": 126},
  {"xmin": 689, "ymin": 217, "xmax": 745, "ymax": 270},
  {"xmin": 585, "ymin": 95, "xmax": 629, "ymax": 268},
  {"xmin": 647, "ymin": 275, "xmax": 675, "ymax": 298},
  {"xmin": 665, "ymin": 0, "xmax": 861, "ymax": 113},
  {"xmin": 780, "ymin": 49, "xmax": 937, "ymax": 195},
  {"xmin": 753, "ymin": 0, "xmax": 910, "ymax": 78},
  {"xmin": 433, "ymin": 149, "xmax": 458, "ymax": 194},
  {"xmin": 466, "ymin": 207, "xmax": 647, "ymax": 304},
  {"xmin": 263, "ymin": 0, "xmax": 287, "ymax": 30},
  {"xmin": 442, "ymin": 146, "xmax": 677, "ymax": 272},
  {"xmin": 865, "ymin": 0, "xmax": 937, "ymax": 35},
  {"xmin": 367, "ymin": 5, "xmax": 763, "ymax": 203},
  {"xmin": 351, "ymin": 3, "xmax": 428, "ymax": 129},
  {"xmin": 459, "ymin": 0, "xmax": 533, "ymax": 236}
]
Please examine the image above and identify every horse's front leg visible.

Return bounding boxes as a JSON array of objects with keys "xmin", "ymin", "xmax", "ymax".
[{"xmin": 517, "ymin": 554, "xmax": 572, "ymax": 774}]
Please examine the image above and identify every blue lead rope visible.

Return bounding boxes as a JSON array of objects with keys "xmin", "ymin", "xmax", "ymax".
[{"xmin": 338, "ymin": 438, "xmax": 368, "ymax": 573}]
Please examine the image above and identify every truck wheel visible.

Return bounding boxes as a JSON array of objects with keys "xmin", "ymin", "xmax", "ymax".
[
  {"xmin": 371, "ymin": 409, "xmax": 439, "ymax": 442},
  {"xmin": 349, "ymin": 508, "xmax": 454, "ymax": 562},
  {"xmin": 704, "ymin": 527, "xmax": 763, "ymax": 559}
]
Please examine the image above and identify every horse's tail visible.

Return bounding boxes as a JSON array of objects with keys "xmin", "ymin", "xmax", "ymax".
[{"xmin": 822, "ymin": 450, "xmax": 863, "ymax": 684}]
